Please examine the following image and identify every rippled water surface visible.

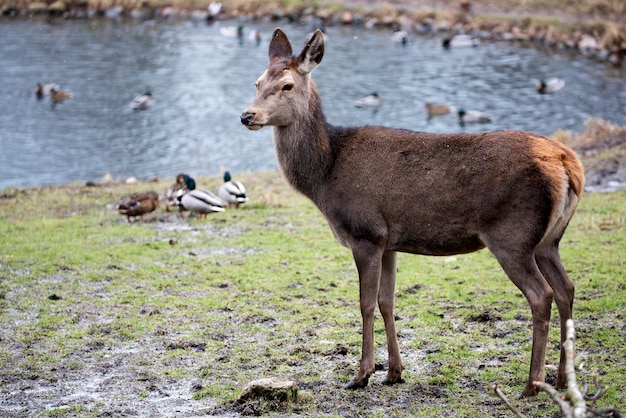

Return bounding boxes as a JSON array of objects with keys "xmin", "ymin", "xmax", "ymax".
[{"xmin": 1, "ymin": 18, "xmax": 624, "ymax": 189}]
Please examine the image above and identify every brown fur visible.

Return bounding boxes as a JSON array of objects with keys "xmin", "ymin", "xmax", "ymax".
[{"xmin": 241, "ymin": 28, "xmax": 585, "ymax": 397}]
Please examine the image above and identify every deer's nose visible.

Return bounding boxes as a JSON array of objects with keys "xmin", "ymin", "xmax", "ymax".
[{"xmin": 240, "ymin": 112, "xmax": 255, "ymax": 125}]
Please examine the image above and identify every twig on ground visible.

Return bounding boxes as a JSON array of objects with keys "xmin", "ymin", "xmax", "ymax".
[
  {"xmin": 492, "ymin": 385, "xmax": 525, "ymax": 418},
  {"xmin": 495, "ymin": 319, "xmax": 622, "ymax": 418}
]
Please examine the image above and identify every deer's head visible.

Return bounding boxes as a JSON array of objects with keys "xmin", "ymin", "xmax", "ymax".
[{"xmin": 240, "ymin": 28, "xmax": 325, "ymax": 130}]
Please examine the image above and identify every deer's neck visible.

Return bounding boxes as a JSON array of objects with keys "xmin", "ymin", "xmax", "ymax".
[{"xmin": 272, "ymin": 94, "xmax": 337, "ymax": 199}]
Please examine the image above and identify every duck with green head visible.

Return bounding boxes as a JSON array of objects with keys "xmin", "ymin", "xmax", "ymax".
[
  {"xmin": 176, "ymin": 188, "xmax": 226, "ymax": 219},
  {"xmin": 218, "ymin": 171, "xmax": 248, "ymax": 208}
]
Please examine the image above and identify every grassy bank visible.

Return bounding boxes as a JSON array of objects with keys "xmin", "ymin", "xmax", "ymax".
[{"xmin": 0, "ymin": 170, "xmax": 624, "ymax": 416}]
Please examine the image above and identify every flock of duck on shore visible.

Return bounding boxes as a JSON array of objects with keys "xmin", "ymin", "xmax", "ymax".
[
  {"xmin": 117, "ymin": 171, "xmax": 248, "ymax": 223},
  {"xmin": 4, "ymin": 0, "xmax": 624, "ymax": 66}
]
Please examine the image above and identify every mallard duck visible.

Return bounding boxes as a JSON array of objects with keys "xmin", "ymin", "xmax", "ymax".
[
  {"xmin": 537, "ymin": 78, "xmax": 565, "ymax": 94},
  {"xmin": 178, "ymin": 173, "xmax": 196, "ymax": 190},
  {"xmin": 458, "ymin": 108, "xmax": 491, "ymax": 126},
  {"xmin": 354, "ymin": 92, "xmax": 382, "ymax": 109},
  {"xmin": 49, "ymin": 86, "xmax": 72, "ymax": 103},
  {"xmin": 249, "ymin": 29, "xmax": 262, "ymax": 45},
  {"xmin": 35, "ymin": 83, "xmax": 58, "ymax": 100},
  {"xmin": 130, "ymin": 92, "xmax": 154, "ymax": 110},
  {"xmin": 220, "ymin": 24, "xmax": 244, "ymax": 39},
  {"xmin": 117, "ymin": 191, "xmax": 159, "ymax": 222},
  {"xmin": 164, "ymin": 182, "xmax": 184, "ymax": 213},
  {"xmin": 165, "ymin": 173, "xmax": 196, "ymax": 214},
  {"xmin": 176, "ymin": 189, "xmax": 225, "ymax": 219},
  {"xmin": 392, "ymin": 28, "xmax": 409, "ymax": 45},
  {"xmin": 425, "ymin": 103, "xmax": 456, "ymax": 120},
  {"xmin": 218, "ymin": 171, "xmax": 248, "ymax": 208},
  {"xmin": 442, "ymin": 34, "xmax": 479, "ymax": 48},
  {"xmin": 207, "ymin": 1, "xmax": 222, "ymax": 19}
]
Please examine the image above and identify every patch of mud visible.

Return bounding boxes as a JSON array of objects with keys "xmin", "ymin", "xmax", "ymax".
[{"xmin": 0, "ymin": 342, "xmax": 226, "ymax": 417}]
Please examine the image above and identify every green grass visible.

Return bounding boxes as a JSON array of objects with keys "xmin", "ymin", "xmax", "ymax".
[{"xmin": 0, "ymin": 172, "xmax": 624, "ymax": 416}]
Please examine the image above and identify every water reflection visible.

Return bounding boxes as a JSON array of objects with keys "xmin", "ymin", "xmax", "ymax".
[{"xmin": 0, "ymin": 18, "xmax": 624, "ymax": 189}]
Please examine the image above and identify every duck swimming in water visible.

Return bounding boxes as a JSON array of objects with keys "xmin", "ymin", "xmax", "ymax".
[
  {"xmin": 537, "ymin": 78, "xmax": 565, "ymax": 94},
  {"xmin": 354, "ymin": 92, "xmax": 382, "ymax": 109},
  {"xmin": 49, "ymin": 86, "xmax": 72, "ymax": 104},
  {"xmin": 130, "ymin": 92, "xmax": 154, "ymax": 110},
  {"xmin": 35, "ymin": 83, "xmax": 58, "ymax": 100},
  {"xmin": 458, "ymin": 108, "xmax": 491, "ymax": 126}
]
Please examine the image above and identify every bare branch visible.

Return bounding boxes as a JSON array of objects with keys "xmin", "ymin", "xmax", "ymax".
[
  {"xmin": 496, "ymin": 320, "xmax": 622, "ymax": 418},
  {"xmin": 492, "ymin": 385, "xmax": 525, "ymax": 418},
  {"xmin": 534, "ymin": 381, "xmax": 573, "ymax": 415},
  {"xmin": 563, "ymin": 319, "xmax": 587, "ymax": 417},
  {"xmin": 585, "ymin": 375, "xmax": 604, "ymax": 404}
]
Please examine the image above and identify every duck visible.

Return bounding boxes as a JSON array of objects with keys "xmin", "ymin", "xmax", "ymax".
[
  {"xmin": 220, "ymin": 24, "xmax": 244, "ymax": 39},
  {"xmin": 218, "ymin": 171, "xmax": 248, "ymax": 208},
  {"xmin": 425, "ymin": 103, "xmax": 456, "ymax": 120},
  {"xmin": 117, "ymin": 191, "xmax": 159, "ymax": 222},
  {"xmin": 176, "ymin": 188, "xmax": 226, "ymax": 219},
  {"xmin": 164, "ymin": 181, "xmax": 185, "ymax": 213},
  {"xmin": 442, "ymin": 34, "xmax": 479, "ymax": 48},
  {"xmin": 248, "ymin": 29, "xmax": 262, "ymax": 45},
  {"xmin": 130, "ymin": 92, "xmax": 154, "ymax": 110},
  {"xmin": 458, "ymin": 108, "xmax": 491, "ymax": 126},
  {"xmin": 49, "ymin": 86, "xmax": 72, "ymax": 103},
  {"xmin": 392, "ymin": 28, "xmax": 409, "ymax": 45},
  {"xmin": 165, "ymin": 173, "xmax": 196, "ymax": 214},
  {"xmin": 354, "ymin": 92, "xmax": 382, "ymax": 109},
  {"xmin": 178, "ymin": 173, "xmax": 196, "ymax": 190},
  {"xmin": 207, "ymin": 1, "xmax": 222, "ymax": 20},
  {"xmin": 537, "ymin": 78, "xmax": 565, "ymax": 94},
  {"xmin": 35, "ymin": 83, "xmax": 58, "ymax": 100}
]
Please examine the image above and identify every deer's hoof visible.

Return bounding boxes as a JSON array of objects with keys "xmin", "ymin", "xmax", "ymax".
[
  {"xmin": 518, "ymin": 384, "xmax": 540, "ymax": 398},
  {"xmin": 382, "ymin": 377, "xmax": 405, "ymax": 386},
  {"xmin": 345, "ymin": 378, "xmax": 369, "ymax": 390}
]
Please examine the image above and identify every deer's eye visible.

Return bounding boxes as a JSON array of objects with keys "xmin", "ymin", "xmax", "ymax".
[{"xmin": 282, "ymin": 84, "xmax": 294, "ymax": 92}]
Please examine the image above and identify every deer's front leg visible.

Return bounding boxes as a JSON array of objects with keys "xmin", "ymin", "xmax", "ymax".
[
  {"xmin": 346, "ymin": 242, "xmax": 383, "ymax": 389},
  {"xmin": 379, "ymin": 250, "xmax": 404, "ymax": 385}
]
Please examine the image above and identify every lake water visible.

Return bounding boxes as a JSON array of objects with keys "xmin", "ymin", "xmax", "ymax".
[{"xmin": 1, "ymin": 17, "xmax": 625, "ymax": 189}]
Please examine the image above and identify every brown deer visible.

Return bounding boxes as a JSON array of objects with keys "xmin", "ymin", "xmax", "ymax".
[{"xmin": 240, "ymin": 28, "xmax": 585, "ymax": 397}]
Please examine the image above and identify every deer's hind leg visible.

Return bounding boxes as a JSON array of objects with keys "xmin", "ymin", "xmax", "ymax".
[
  {"xmin": 535, "ymin": 243, "xmax": 575, "ymax": 389},
  {"xmin": 488, "ymin": 243, "xmax": 554, "ymax": 397}
]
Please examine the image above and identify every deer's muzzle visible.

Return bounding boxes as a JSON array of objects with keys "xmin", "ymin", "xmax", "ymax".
[{"xmin": 240, "ymin": 112, "xmax": 263, "ymax": 130}]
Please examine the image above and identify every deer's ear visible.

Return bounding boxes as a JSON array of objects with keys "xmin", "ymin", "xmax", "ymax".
[
  {"xmin": 269, "ymin": 28, "xmax": 293, "ymax": 63},
  {"xmin": 297, "ymin": 29, "xmax": 324, "ymax": 74}
]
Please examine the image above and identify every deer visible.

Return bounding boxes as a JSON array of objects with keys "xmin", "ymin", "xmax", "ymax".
[{"xmin": 240, "ymin": 28, "xmax": 585, "ymax": 398}]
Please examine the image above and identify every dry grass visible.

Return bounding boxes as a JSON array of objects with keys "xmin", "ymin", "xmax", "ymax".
[
  {"xmin": 571, "ymin": 116, "xmax": 626, "ymax": 150},
  {"xmin": 552, "ymin": 116, "xmax": 626, "ymax": 149}
]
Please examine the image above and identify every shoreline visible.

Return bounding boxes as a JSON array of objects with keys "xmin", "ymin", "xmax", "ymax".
[{"xmin": 1, "ymin": 0, "xmax": 624, "ymax": 65}]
